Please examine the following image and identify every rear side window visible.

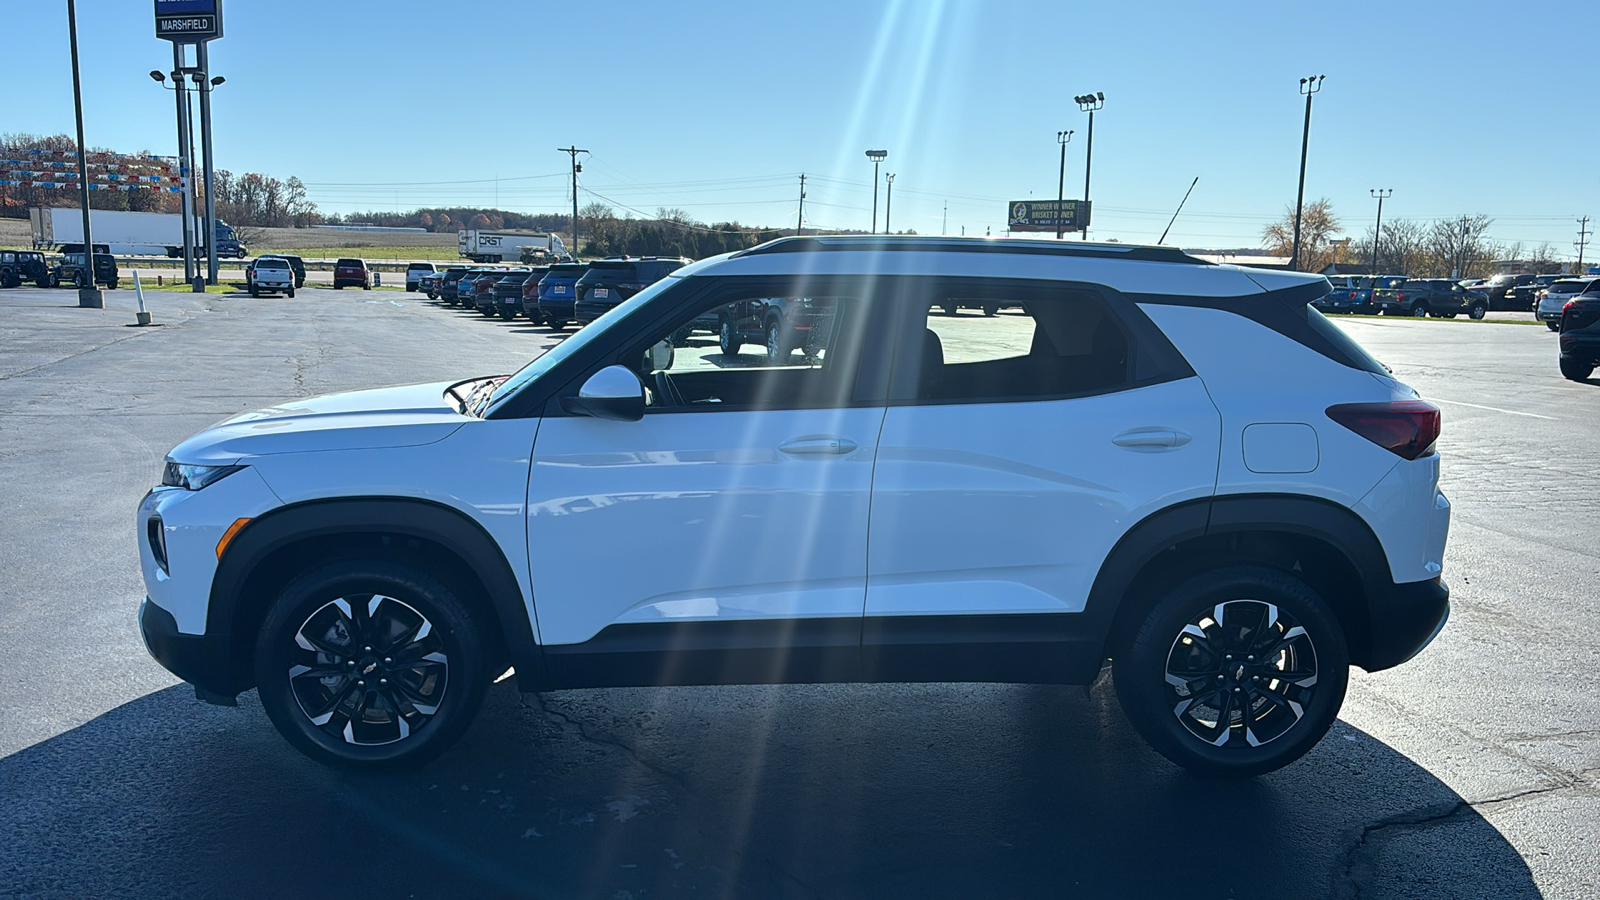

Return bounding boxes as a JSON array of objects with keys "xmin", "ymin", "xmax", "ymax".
[
  {"xmin": 908, "ymin": 285, "xmax": 1182, "ymax": 404},
  {"xmin": 1305, "ymin": 307, "xmax": 1388, "ymax": 375}
]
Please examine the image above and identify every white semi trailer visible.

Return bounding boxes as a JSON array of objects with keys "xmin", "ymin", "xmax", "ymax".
[
  {"xmin": 29, "ymin": 207, "xmax": 248, "ymax": 258},
  {"xmin": 458, "ymin": 230, "xmax": 568, "ymax": 263}
]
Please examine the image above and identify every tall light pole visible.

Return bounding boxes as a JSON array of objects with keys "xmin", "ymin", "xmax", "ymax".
[
  {"xmin": 1370, "ymin": 189, "xmax": 1392, "ymax": 274},
  {"xmin": 191, "ymin": 45, "xmax": 224, "ymax": 285},
  {"xmin": 66, "ymin": 0, "xmax": 101, "ymax": 307},
  {"xmin": 1290, "ymin": 75, "xmax": 1325, "ymax": 271},
  {"xmin": 1055, "ymin": 129, "xmax": 1074, "ymax": 239},
  {"xmin": 865, "ymin": 149, "xmax": 887, "ymax": 233},
  {"xmin": 150, "ymin": 68, "xmax": 196, "ymax": 282},
  {"xmin": 884, "ymin": 173, "xmax": 895, "ymax": 234},
  {"xmin": 1074, "ymin": 92, "xmax": 1104, "ymax": 241}
]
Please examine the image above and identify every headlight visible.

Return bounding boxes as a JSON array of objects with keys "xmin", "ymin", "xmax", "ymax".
[{"xmin": 161, "ymin": 462, "xmax": 244, "ymax": 491}]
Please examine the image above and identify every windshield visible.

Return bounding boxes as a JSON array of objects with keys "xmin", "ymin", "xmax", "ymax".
[{"xmin": 484, "ymin": 274, "xmax": 684, "ymax": 413}]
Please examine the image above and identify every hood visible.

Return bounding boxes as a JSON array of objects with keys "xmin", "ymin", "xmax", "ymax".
[{"xmin": 168, "ymin": 381, "xmax": 471, "ymax": 464}]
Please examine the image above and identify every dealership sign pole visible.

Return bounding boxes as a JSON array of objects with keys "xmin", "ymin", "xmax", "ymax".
[{"xmin": 155, "ymin": 0, "xmax": 223, "ymax": 284}]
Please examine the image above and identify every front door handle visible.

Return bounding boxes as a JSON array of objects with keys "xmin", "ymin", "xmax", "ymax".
[
  {"xmin": 1112, "ymin": 428, "xmax": 1192, "ymax": 451},
  {"xmin": 779, "ymin": 437, "xmax": 858, "ymax": 456}
]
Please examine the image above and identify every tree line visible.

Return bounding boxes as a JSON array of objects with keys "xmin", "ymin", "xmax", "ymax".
[{"xmin": 1262, "ymin": 199, "xmax": 1568, "ymax": 277}]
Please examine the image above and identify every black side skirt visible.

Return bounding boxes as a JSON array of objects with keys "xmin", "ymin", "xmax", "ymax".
[{"xmin": 539, "ymin": 615, "xmax": 1105, "ymax": 690}]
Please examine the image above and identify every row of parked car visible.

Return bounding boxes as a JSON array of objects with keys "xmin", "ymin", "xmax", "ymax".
[
  {"xmin": 416, "ymin": 257, "xmax": 689, "ymax": 330},
  {"xmin": 1315, "ymin": 272, "xmax": 1600, "ymax": 324},
  {"xmin": 0, "ymin": 245, "xmax": 119, "ymax": 290}
]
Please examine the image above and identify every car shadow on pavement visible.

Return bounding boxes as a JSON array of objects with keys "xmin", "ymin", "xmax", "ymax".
[{"xmin": 0, "ymin": 679, "xmax": 1541, "ymax": 900}]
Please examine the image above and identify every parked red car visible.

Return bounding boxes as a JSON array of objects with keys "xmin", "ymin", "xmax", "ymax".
[{"xmin": 333, "ymin": 258, "xmax": 371, "ymax": 290}]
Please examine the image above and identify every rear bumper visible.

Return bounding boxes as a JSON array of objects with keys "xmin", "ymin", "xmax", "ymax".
[{"xmin": 1362, "ymin": 577, "xmax": 1450, "ymax": 671}]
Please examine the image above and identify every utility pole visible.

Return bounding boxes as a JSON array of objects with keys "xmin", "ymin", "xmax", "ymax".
[
  {"xmin": 942, "ymin": 201, "xmax": 948, "ymax": 236},
  {"xmin": 796, "ymin": 173, "xmax": 806, "ymax": 235},
  {"xmin": 1290, "ymin": 75, "xmax": 1325, "ymax": 271},
  {"xmin": 195, "ymin": 42, "xmax": 220, "ymax": 284},
  {"xmin": 558, "ymin": 146, "xmax": 587, "ymax": 258},
  {"xmin": 1577, "ymin": 216, "xmax": 1592, "ymax": 273},
  {"xmin": 884, "ymin": 173, "xmax": 895, "ymax": 234},
  {"xmin": 1370, "ymin": 189, "xmax": 1392, "ymax": 274},
  {"xmin": 1055, "ymin": 130, "xmax": 1074, "ymax": 239},
  {"xmin": 865, "ymin": 150, "xmax": 887, "ymax": 233}
]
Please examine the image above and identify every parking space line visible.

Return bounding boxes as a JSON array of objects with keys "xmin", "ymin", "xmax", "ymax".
[{"xmin": 1429, "ymin": 397, "xmax": 1557, "ymax": 420}]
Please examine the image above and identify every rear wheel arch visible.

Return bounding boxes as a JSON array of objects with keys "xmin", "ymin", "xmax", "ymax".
[
  {"xmin": 209, "ymin": 497, "xmax": 546, "ymax": 694},
  {"xmin": 1091, "ymin": 495, "xmax": 1386, "ymax": 670}
]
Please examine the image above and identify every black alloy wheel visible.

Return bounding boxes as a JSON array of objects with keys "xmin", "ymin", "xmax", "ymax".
[
  {"xmin": 1115, "ymin": 566, "xmax": 1348, "ymax": 778},
  {"xmin": 255, "ymin": 560, "xmax": 488, "ymax": 769}
]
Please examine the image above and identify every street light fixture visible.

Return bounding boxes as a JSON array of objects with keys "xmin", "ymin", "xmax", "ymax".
[
  {"xmin": 1370, "ymin": 189, "xmax": 1392, "ymax": 274},
  {"xmin": 1055, "ymin": 130, "xmax": 1074, "ymax": 239},
  {"xmin": 865, "ymin": 149, "xmax": 887, "ymax": 234},
  {"xmin": 1074, "ymin": 92, "xmax": 1104, "ymax": 241},
  {"xmin": 1290, "ymin": 74, "xmax": 1325, "ymax": 271},
  {"xmin": 189, "ymin": 57, "xmax": 224, "ymax": 284}
]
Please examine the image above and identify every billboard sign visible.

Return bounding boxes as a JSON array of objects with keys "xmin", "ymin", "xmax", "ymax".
[
  {"xmin": 1007, "ymin": 199, "xmax": 1090, "ymax": 233},
  {"xmin": 155, "ymin": 0, "xmax": 222, "ymax": 42}
]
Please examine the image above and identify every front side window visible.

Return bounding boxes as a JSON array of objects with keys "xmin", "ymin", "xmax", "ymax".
[
  {"xmin": 635, "ymin": 288, "xmax": 857, "ymax": 412},
  {"xmin": 913, "ymin": 289, "xmax": 1134, "ymax": 403}
]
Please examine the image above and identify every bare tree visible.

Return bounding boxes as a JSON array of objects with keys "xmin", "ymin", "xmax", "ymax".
[
  {"xmin": 1427, "ymin": 214, "xmax": 1496, "ymax": 279},
  {"xmin": 1527, "ymin": 243, "xmax": 1564, "ymax": 275},
  {"xmin": 1262, "ymin": 199, "xmax": 1342, "ymax": 272}
]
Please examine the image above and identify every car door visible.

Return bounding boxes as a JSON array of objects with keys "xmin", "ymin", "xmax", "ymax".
[
  {"xmin": 526, "ymin": 276, "xmax": 891, "ymax": 687},
  {"xmin": 863, "ymin": 278, "xmax": 1221, "ymax": 682}
]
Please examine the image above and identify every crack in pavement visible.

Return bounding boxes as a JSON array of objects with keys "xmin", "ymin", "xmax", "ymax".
[{"xmin": 1340, "ymin": 779, "xmax": 1581, "ymax": 899}]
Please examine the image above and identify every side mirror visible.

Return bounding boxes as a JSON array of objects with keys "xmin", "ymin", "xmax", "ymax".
[
  {"xmin": 561, "ymin": 365, "xmax": 645, "ymax": 422},
  {"xmin": 645, "ymin": 338, "xmax": 675, "ymax": 372}
]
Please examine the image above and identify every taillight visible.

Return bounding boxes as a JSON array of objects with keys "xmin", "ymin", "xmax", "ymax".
[
  {"xmin": 1564, "ymin": 300, "xmax": 1576, "ymax": 310},
  {"xmin": 1326, "ymin": 401, "xmax": 1441, "ymax": 460},
  {"xmin": 1537, "ymin": 290, "xmax": 1549, "ymax": 300},
  {"xmin": 1395, "ymin": 292, "xmax": 1406, "ymax": 302},
  {"xmin": 1348, "ymin": 291, "xmax": 1357, "ymax": 299}
]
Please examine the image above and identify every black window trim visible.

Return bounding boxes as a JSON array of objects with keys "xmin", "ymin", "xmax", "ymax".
[{"xmin": 881, "ymin": 275, "xmax": 1196, "ymax": 408}]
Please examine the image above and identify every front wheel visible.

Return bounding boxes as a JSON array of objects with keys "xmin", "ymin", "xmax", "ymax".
[
  {"xmin": 254, "ymin": 559, "xmax": 490, "ymax": 770},
  {"xmin": 765, "ymin": 318, "xmax": 790, "ymax": 363},
  {"xmin": 1547, "ymin": 322, "xmax": 1560, "ymax": 332},
  {"xmin": 719, "ymin": 316, "xmax": 741, "ymax": 356},
  {"xmin": 1469, "ymin": 304, "xmax": 1486, "ymax": 321},
  {"xmin": 1114, "ymin": 566, "xmax": 1349, "ymax": 778},
  {"xmin": 1560, "ymin": 358, "xmax": 1594, "ymax": 381}
]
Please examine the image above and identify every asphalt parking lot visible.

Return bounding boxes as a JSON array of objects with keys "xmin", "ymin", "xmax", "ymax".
[{"xmin": 0, "ymin": 286, "xmax": 1595, "ymax": 899}]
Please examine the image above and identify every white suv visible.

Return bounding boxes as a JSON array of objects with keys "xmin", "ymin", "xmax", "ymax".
[{"xmin": 137, "ymin": 236, "xmax": 1451, "ymax": 777}]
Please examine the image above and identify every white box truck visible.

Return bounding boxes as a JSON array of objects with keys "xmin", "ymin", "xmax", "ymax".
[
  {"xmin": 29, "ymin": 207, "xmax": 248, "ymax": 258},
  {"xmin": 458, "ymin": 230, "xmax": 568, "ymax": 263}
]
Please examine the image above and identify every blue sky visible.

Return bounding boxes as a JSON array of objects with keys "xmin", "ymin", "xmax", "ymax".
[{"xmin": 8, "ymin": 0, "xmax": 1598, "ymax": 256}]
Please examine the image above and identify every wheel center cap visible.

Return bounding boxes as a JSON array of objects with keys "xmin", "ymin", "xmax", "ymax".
[
  {"xmin": 1234, "ymin": 664, "xmax": 1247, "ymax": 682},
  {"xmin": 361, "ymin": 660, "xmax": 380, "ymax": 677}
]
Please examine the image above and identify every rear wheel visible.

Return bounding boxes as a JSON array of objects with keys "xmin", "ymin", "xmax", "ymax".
[
  {"xmin": 983, "ymin": 303, "xmax": 999, "ymax": 317},
  {"xmin": 499, "ymin": 307, "xmax": 516, "ymax": 321},
  {"xmin": 719, "ymin": 315, "xmax": 741, "ymax": 356},
  {"xmin": 1547, "ymin": 322, "xmax": 1560, "ymax": 332},
  {"xmin": 765, "ymin": 318, "xmax": 789, "ymax": 362},
  {"xmin": 254, "ymin": 559, "xmax": 490, "ymax": 770},
  {"xmin": 1560, "ymin": 358, "xmax": 1594, "ymax": 381},
  {"xmin": 1114, "ymin": 566, "xmax": 1349, "ymax": 778},
  {"xmin": 942, "ymin": 302, "xmax": 959, "ymax": 316},
  {"xmin": 287, "ymin": 287, "xmax": 295, "ymax": 298},
  {"xmin": 1410, "ymin": 303, "xmax": 1428, "ymax": 317},
  {"xmin": 1, "ymin": 271, "xmax": 18, "ymax": 289},
  {"xmin": 547, "ymin": 318, "xmax": 567, "ymax": 331}
]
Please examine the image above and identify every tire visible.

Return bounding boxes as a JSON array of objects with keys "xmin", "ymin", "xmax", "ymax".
[
  {"xmin": 364, "ymin": 284, "xmax": 372, "ymax": 291},
  {"xmin": 1, "ymin": 272, "xmax": 17, "ymax": 289},
  {"xmin": 982, "ymin": 303, "xmax": 999, "ymax": 317},
  {"xmin": 250, "ymin": 286, "xmax": 259, "ymax": 298},
  {"xmin": 287, "ymin": 288, "xmax": 295, "ymax": 298},
  {"xmin": 547, "ymin": 318, "xmax": 567, "ymax": 331},
  {"xmin": 75, "ymin": 273, "xmax": 87, "ymax": 289},
  {"xmin": 1443, "ymin": 313, "xmax": 1458, "ymax": 319},
  {"xmin": 671, "ymin": 325, "xmax": 693, "ymax": 347},
  {"xmin": 107, "ymin": 279, "xmax": 118, "ymax": 290},
  {"xmin": 942, "ymin": 302, "xmax": 959, "ymax": 316},
  {"xmin": 253, "ymin": 559, "xmax": 490, "ymax": 770},
  {"xmin": 1114, "ymin": 565, "xmax": 1349, "ymax": 778},
  {"xmin": 1469, "ymin": 304, "xmax": 1486, "ymax": 321},
  {"xmin": 1559, "ymin": 358, "xmax": 1594, "ymax": 381},
  {"xmin": 1410, "ymin": 303, "xmax": 1428, "ymax": 318},
  {"xmin": 499, "ymin": 307, "xmax": 516, "ymax": 321},
  {"xmin": 36, "ymin": 276, "xmax": 51, "ymax": 288},
  {"xmin": 719, "ymin": 315, "xmax": 741, "ymax": 356},
  {"xmin": 765, "ymin": 318, "xmax": 789, "ymax": 363},
  {"xmin": 334, "ymin": 284, "xmax": 343, "ymax": 290},
  {"xmin": 1547, "ymin": 322, "xmax": 1560, "ymax": 332}
]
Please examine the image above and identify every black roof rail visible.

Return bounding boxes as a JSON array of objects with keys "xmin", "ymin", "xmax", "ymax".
[{"xmin": 734, "ymin": 235, "xmax": 1212, "ymax": 265}]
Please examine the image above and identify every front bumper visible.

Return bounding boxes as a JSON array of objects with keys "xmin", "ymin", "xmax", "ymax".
[
  {"xmin": 140, "ymin": 596, "xmax": 247, "ymax": 700},
  {"xmin": 1362, "ymin": 577, "xmax": 1450, "ymax": 671}
]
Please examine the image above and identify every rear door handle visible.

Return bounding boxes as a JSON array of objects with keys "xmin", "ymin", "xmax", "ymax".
[
  {"xmin": 779, "ymin": 437, "xmax": 858, "ymax": 456},
  {"xmin": 1112, "ymin": 428, "xmax": 1191, "ymax": 450}
]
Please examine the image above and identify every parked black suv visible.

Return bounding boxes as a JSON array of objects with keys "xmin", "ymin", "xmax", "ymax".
[
  {"xmin": 1505, "ymin": 274, "xmax": 1564, "ymax": 311},
  {"xmin": 0, "ymin": 250, "xmax": 52, "ymax": 288},
  {"xmin": 437, "ymin": 266, "xmax": 471, "ymax": 303},
  {"xmin": 273, "ymin": 254, "xmax": 307, "ymax": 288},
  {"xmin": 573, "ymin": 257, "xmax": 690, "ymax": 325},
  {"xmin": 1558, "ymin": 295, "xmax": 1600, "ymax": 381},
  {"xmin": 1480, "ymin": 273, "xmax": 1536, "ymax": 311},
  {"xmin": 718, "ymin": 296, "xmax": 838, "ymax": 362},
  {"xmin": 1375, "ymin": 279, "xmax": 1486, "ymax": 319},
  {"xmin": 490, "ymin": 268, "xmax": 538, "ymax": 320},
  {"xmin": 53, "ymin": 244, "xmax": 118, "ymax": 289}
]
